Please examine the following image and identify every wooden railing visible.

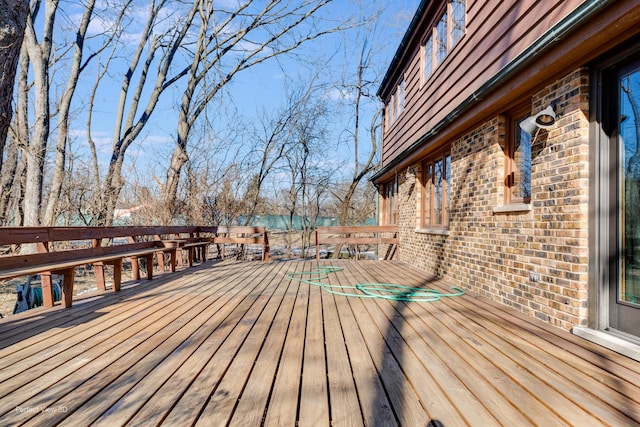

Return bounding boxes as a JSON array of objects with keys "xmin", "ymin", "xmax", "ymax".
[
  {"xmin": 0, "ymin": 225, "xmax": 269, "ymax": 308},
  {"xmin": 314, "ymin": 226, "xmax": 398, "ymax": 261}
]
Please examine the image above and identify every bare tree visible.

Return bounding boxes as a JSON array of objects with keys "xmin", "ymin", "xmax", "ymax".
[
  {"xmin": 20, "ymin": 0, "xmax": 61, "ymax": 227},
  {"xmin": 0, "ymin": 37, "xmax": 29, "ymax": 225},
  {"xmin": 42, "ymin": 0, "xmax": 131, "ymax": 225},
  {"xmin": 161, "ymin": 0, "xmax": 349, "ymax": 223},
  {"xmin": 332, "ymin": 5, "xmax": 385, "ymax": 229},
  {"xmin": 0, "ymin": 0, "xmax": 28, "ymax": 170},
  {"xmin": 242, "ymin": 79, "xmax": 320, "ymax": 226},
  {"xmin": 89, "ymin": 0, "xmax": 201, "ymax": 225}
]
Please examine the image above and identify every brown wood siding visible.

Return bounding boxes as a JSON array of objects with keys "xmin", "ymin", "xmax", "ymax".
[{"xmin": 380, "ymin": 0, "xmax": 640, "ymax": 174}]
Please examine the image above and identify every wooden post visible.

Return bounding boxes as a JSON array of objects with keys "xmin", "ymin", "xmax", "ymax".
[
  {"xmin": 188, "ymin": 247, "xmax": 195, "ymax": 267},
  {"xmin": 128, "ymin": 236, "xmax": 140, "ymax": 280},
  {"xmin": 40, "ymin": 272, "xmax": 55, "ymax": 307},
  {"xmin": 315, "ymin": 230, "xmax": 320, "ymax": 262},
  {"xmin": 91, "ymin": 238, "xmax": 107, "ymax": 290},
  {"xmin": 131, "ymin": 256, "xmax": 141, "ymax": 280},
  {"xmin": 154, "ymin": 235, "xmax": 165, "ymax": 272},
  {"xmin": 94, "ymin": 262, "xmax": 107, "ymax": 292},
  {"xmin": 112, "ymin": 258, "xmax": 122, "ymax": 291},
  {"xmin": 175, "ymin": 233, "xmax": 184, "ymax": 267},
  {"xmin": 145, "ymin": 254, "xmax": 154, "ymax": 280},
  {"xmin": 59, "ymin": 268, "xmax": 75, "ymax": 308},
  {"xmin": 169, "ymin": 248, "xmax": 177, "ymax": 272},
  {"xmin": 36, "ymin": 242, "xmax": 55, "ymax": 306},
  {"xmin": 263, "ymin": 230, "xmax": 269, "ymax": 262}
]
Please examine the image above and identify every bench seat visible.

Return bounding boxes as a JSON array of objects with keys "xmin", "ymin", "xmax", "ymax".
[
  {"xmin": 0, "ymin": 225, "xmax": 269, "ymax": 310},
  {"xmin": 0, "ymin": 241, "xmax": 179, "ymax": 308}
]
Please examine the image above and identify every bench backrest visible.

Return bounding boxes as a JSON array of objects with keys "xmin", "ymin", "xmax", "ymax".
[
  {"xmin": 314, "ymin": 225, "xmax": 398, "ymax": 261},
  {"xmin": 0, "ymin": 226, "xmax": 268, "ymax": 246}
]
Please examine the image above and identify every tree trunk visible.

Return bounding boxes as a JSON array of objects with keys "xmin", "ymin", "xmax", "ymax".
[
  {"xmin": 0, "ymin": 0, "xmax": 28, "ymax": 172},
  {"xmin": 22, "ymin": 0, "xmax": 58, "ymax": 227},
  {"xmin": 42, "ymin": 0, "xmax": 95, "ymax": 226}
]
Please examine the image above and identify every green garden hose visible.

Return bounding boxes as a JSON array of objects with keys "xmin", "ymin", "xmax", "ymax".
[{"xmin": 288, "ymin": 266, "xmax": 464, "ymax": 302}]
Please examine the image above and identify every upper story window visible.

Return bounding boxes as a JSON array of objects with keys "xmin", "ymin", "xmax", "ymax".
[
  {"xmin": 386, "ymin": 78, "xmax": 405, "ymax": 130},
  {"xmin": 451, "ymin": 0, "xmax": 465, "ymax": 47},
  {"xmin": 505, "ymin": 111, "xmax": 532, "ymax": 205},
  {"xmin": 424, "ymin": 34, "xmax": 434, "ymax": 80},
  {"xmin": 435, "ymin": 13, "xmax": 448, "ymax": 67},
  {"xmin": 422, "ymin": 0, "xmax": 466, "ymax": 84},
  {"xmin": 397, "ymin": 80, "xmax": 405, "ymax": 116}
]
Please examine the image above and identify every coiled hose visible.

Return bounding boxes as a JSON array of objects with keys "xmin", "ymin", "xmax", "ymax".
[{"xmin": 288, "ymin": 266, "xmax": 464, "ymax": 302}]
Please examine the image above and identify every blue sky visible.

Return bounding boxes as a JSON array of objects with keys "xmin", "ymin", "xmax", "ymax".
[{"xmin": 62, "ymin": 0, "xmax": 421, "ymax": 184}]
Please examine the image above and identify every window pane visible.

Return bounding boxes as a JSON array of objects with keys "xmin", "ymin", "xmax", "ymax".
[
  {"xmin": 391, "ymin": 93, "xmax": 397, "ymax": 122},
  {"xmin": 387, "ymin": 184, "xmax": 392, "ymax": 224},
  {"xmin": 424, "ymin": 35, "xmax": 433, "ymax": 79},
  {"xmin": 622, "ymin": 67, "xmax": 640, "ymax": 306},
  {"xmin": 513, "ymin": 119, "xmax": 532, "ymax": 202},
  {"xmin": 445, "ymin": 154, "xmax": 451, "ymax": 225},
  {"xmin": 397, "ymin": 80, "xmax": 404, "ymax": 115},
  {"xmin": 433, "ymin": 158, "xmax": 444, "ymax": 225},
  {"xmin": 386, "ymin": 181, "xmax": 397, "ymax": 225},
  {"xmin": 451, "ymin": 0, "xmax": 465, "ymax": 47},
  {"xmin": 436, "ymin": 13, "xmax": 448, "ymax": 66},
  {"xmin": 422, "ymin": 162, "xmax": 431, "ymax": 226},
  {"xmin": 385, "ymin": 104, "xmax": 390, "ymax": 130}
]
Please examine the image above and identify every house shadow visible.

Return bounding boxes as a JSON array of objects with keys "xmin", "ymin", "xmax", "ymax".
[{"xmin": 345, "ymin": 259, "xmax": 448, "ymax": 426}]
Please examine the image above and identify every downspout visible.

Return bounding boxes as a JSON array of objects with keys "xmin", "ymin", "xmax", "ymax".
[{"xmin": 371, "ymin": 0, "xmax": 613, "ymax": 183}]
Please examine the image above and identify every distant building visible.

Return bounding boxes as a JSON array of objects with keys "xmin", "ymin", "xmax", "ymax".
[{"xmin": 374, "ymin": 0, "xmax": 640, "ymax": 359}]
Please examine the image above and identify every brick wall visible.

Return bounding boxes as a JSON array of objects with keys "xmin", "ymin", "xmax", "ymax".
[{"xmin": 393, "ymin": 68, "xmax": 590, "ymax": 330}]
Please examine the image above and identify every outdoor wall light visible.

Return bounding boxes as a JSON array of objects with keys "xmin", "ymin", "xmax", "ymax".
[{"xmin": 519, "ymin": 103, "xmax": 557, "ymax": 134}]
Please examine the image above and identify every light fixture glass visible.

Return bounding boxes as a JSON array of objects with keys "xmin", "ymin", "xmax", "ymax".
[
  {"xmin": 534, "ymin": 105, "xmax": 556, "ymax": 128},
  {"xmin": 519, "ymin": 103, "xmax": 557, "ymax": 134}
]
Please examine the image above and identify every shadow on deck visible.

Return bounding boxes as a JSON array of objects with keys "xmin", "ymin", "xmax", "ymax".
[{"xmin": 0, "ymin": 260, "xmax": 638, "ymax": 426}]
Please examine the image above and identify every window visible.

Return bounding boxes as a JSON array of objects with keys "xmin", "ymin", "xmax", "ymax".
[
  {"xmin": 435, "ymin": 13, "xmax": 448, "ymax": 67},
  {"xmin": 421, "ymin": 1, "xmax": 466, "ymax": 82},
  {"xmin": 390, "ymin": 93, "xmax": 396, "ymax": 125},
  {"xmin": 421, "ymin": 151, "xmax": 451, "ymax": 227},
  {"xmin": 397, "ymin": 80, "xmax": 404, "ymax": 115},
  {"xmin": 386, "ymin": 79, "xmax": 405, "ymax": 129},
  {"xmin": 506, "ymin": 113, "xmax": 532, "ymax": 204},
  {"xmin": 450, "ymin": 0, "xmax": 465, "ymax": 48},
  {"xmin": 424, "ymin": 34, "xmax": 433, "ymax": 80},
  {"xmin": 385, "ymin": 104, "xmax": 390, "ymax": 131},
  {"xmin": 384, "ymin": 179, "xmax": 398, "ymax": 225}
]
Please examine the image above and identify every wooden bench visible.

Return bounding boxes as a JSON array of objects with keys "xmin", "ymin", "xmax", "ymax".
[
  {"xmin": 314, "ymin": 226, "xmax": 398, "ymax": 261},
  {"xmin": 0, "ymin": 225, "xmax": 270, "ymax": 309},
  {"xmin": 0, "ymin": 227, "xmax": 195, "ymax": 308}
]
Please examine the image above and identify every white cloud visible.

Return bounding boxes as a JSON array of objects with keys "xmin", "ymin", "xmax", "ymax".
[{"xmin": 324, "ymin": 87, "xmax": 355, "ymax": 102}]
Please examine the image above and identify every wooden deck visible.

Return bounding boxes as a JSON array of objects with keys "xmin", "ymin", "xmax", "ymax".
[{"xmin": 0, "ymin": 260, "xmax": 639, "ymax": 426}]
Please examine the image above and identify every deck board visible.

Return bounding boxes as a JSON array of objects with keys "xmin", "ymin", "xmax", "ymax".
[
  {"xmin": 331, "ymin": 270, "xmax": 397, "ymax": 427},
  {"xmin": 399, "ymin": 264, "xmax": 640, "ymax": 423},
  {"xmin": 321, "ymin": 273, "xmax": 365, "ymax": 426},
  {"xmin": 1, "ymin": 259, "xmax": 639, "ymax": 426},
  {"xmin": 298, "ymin": 265, "xmax": 330, "ymax": 426}
]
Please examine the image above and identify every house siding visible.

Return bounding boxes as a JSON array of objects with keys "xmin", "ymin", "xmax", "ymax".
[
  {"xmin": 395, "ymin": 68, "xmax": 590, "ymax": 329},
  {"xmin": 380, "ymin": 0, "xmax": 585, "ymax": 169}
]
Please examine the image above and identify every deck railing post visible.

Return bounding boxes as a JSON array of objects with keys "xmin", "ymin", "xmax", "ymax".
[{"xmin": 263, "ymin": 230, "xmax": 269, "ymax": 262}]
